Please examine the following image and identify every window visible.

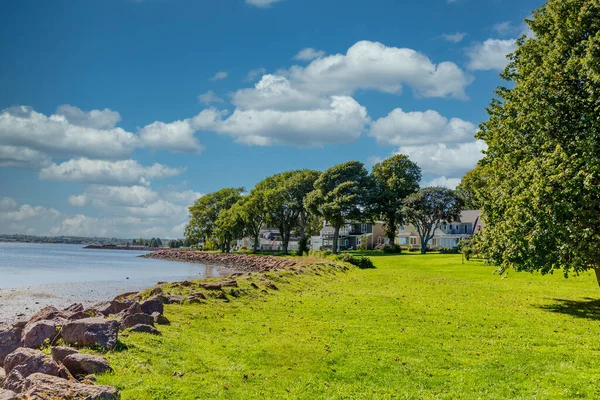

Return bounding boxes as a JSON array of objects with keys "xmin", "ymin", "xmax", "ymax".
[
  {"xmin": 464, "ymin": 225, "xmax": 468, "ymax": 233},
  {"xmin": 344, "ymin": 239, "xmax": 349, "ymax": 246},
  {"xmin": 377, "ymin": 236, "xmax": 384, "ymax": 244},
  {"xmin": 361, "ymin": 223, "xmax": 368, "ymax": 233}
]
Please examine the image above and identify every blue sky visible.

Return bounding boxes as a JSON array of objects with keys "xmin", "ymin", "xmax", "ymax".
[{"xmin": 0, "ymin": 0, "xmax": 542, "ymax": 238}]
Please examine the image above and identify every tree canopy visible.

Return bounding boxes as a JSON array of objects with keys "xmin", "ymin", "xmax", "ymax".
[
  {"xmin": 370, "ymin": 154, "xmax": 421, "ymax": 244},
  {"xmin": 402, "ymin": 187, "xmax": 463, "ymax": 254},
  {"xmin": 306, "ymin": 161, "xmax": 371, "ymax": 254},
  {"xmin": 475, "ymin": 0, "xmax": 600, "ymax": 284}
]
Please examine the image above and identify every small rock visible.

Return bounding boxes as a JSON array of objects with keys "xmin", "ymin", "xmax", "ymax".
[
  {"xmin": 0, "ymin": 366, "xmax": 5, "ymax": 386},
  {"xmin": 129, "ymin": 324, "xmax": 161, "ymax": 335},
  {"xmin": 94, "ymin": 300, "xmax": 132, "ymax": 317},
  {"xmin": 148, "ymin": 286, "xmax": 163, "ymax": 296},
  {"xmin": 262, "ymin": 280, "xmax": 279, "ymax": 290},
  {"xmin": 151, "ymin": 312, "xmax": 170, "ymax": 325},
  {"xmin": 165, "ymin": 295, "xmax": 185, "ymax": 304},
  {"xmin": 63, "ymin": 303, "xmax": 84, "ymax": 313},
  {"xmin": 25, "ymin": 306, "xmax": 66, "ymax": 326},
  {"xmin": 62, "ymin": 353, "xmax": 113, "ymax": 378},
  {"xmin": 250, "ymin": 282, "xmax": 259, "ymax": 289},
  {"xmin": 50, "ymin": 346, "xmax": 78, "ymax": 364}
]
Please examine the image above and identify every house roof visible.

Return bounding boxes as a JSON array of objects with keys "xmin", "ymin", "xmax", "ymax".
[{"xmin": 459, "ymin": 210, "xmax": 480, "ymax": 224}]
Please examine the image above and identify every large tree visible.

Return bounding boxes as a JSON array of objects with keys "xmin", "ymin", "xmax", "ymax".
[
  {"xmin": 305, "ymin": 161, "xmax": 372, "ymax": 254},
  {"xmin": 402, "ymin": 187, "xmax": 463, "ymax": 254},
  {"xmin": 370, "ymin": 154, "xmax": 421, "ymax": 244},
  {"xmin": 236, "ymin": 191, "xmax": 268, "ymax": 252},
  {"xmin": 184, "ymin": 187, "xmax": 243, "ymax": 248},
  {"xmin": 256, "ymin": 170, "xmax": 320, "ymax": 255},
  {"xmin": 475, "ymin": 0, "xmax": 600, "ymax": 285}
]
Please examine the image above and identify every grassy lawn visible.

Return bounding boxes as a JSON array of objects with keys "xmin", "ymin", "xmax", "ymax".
[{"xmin": 97, "ymin": 254, "xmax": 600, "ymax": 399}]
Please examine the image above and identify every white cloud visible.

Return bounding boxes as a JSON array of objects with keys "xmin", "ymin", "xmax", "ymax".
[
  {"xmin": 293, "ymin": 48, "xmax": 325, "ymax": 61},
  {"xmin": 0, "ymin": 202, "xmax": 62, "ymax": 236},
  {"xmin": 192, "ymin": 96, "xmax": 369, "ymax": 146},
  {"xmin": 492, "ymin": 21, "xmax": 532, "ymax": 37},
  {"xmin": 0, "ymin": 145, "xmax": 53, "ymax": 169},
  {"xmin": 163, "ymin": 189, "xmax": 202, "ymax": 205},
  {"xmin": 138, "ymin": 118, "xmax": 204, "ymax": 153},
  {"xmin": 198, "ymin": 91, "xmax": 224, "ymax": 105},
  {"xmin": 246, "ymin": 67, "xmax": 267, "ymax": 81},
  {"xmin": 0, "ymin": 197, "xmax": 18, "ymax": 212},
  {"xmin": 286, "ymin": 41, "xmax": 470, "ymax": 99},
  {"xmin": 442, "ymin": 32, "xmax": 466, "ymax": 43},
  {"xmin": 211, "ymin": 71, "xmax": 228, "ymax": 81},
  {"xmin": 397, "ymin": 140, "xmax": 487, "ymax": 176},
  {"xmin": 232, "ymin": 74, "xmax": 329, "ymax": 111},
  {"xmin": 246, "ymin": 0, "xmax": 283, "ymax": 7},
  {"xmin": 467, "ymin": 39, "xmax": 517, "ymax": 71},
  {"xmin": 422, "ymin": 176, "xmax": 462, "ymax": 189},
  {"xmin": 370, "ymin": 108, "xmax": 477, "ymax": 147},
  {"xmin": 39, "ymin": 158, "xmax": 184, "ymax": 186},
  {"xmin": 0, "ymin": 106, "xmax": 139, "ymax": 159},
  {"xmin": 68, "ymin": 185, "xmax": 159, "ymax": 208},
  {"xmin": 55, "ymin": 105, "xmax": 121, "ymax": 129}
]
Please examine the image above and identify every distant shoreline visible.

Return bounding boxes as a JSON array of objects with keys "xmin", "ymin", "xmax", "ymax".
[{"xmin": 83, "ymin": 244, "xmax": 160, "ymax": 251}]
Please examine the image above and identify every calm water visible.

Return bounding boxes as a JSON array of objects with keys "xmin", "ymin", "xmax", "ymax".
[{"xmin": 0, "ymin": 242, "xmax": 227, "ymax": 289}]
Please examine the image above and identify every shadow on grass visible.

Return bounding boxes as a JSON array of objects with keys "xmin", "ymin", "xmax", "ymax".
[{"xmin": 538, "ymin": 298, "xmax": 600, "ymax": 321}]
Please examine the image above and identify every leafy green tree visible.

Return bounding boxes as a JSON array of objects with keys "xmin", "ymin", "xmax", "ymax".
[
  {"xmin": 370, "ymin": 154, "xmax": 421, "ymax": 244},
  {"xmin": 236, "ymin": 191, "xmax": 268, "ymax": 252},
  {"xmin": 305, "ymin": 161, "xmax": 372, "ymax": 254},
  {"xmin": 402, "ymin": 187, "xmax": 463, "ymax": 254},
  {"xmin": 256, "ymin": 170, "xmax": 321, "ymax": 255},
  {"xmin": 456, "ymin": 164, "xmax": 489, "ymax": 210},
  {"xmin": 475, "ymin": 0, "xmax": 600, "ymax": 285},
  {"xmin": 185, "ymin": 188, "xmax": 243, "ymax": 247},
  {"xmin": 215, "ymin": 202, "xmax": 247, "ymax": 253}
]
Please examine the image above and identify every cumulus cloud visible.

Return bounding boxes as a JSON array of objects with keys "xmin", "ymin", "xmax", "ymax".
[
  {"xmin": 198, "ymin": 91, "xmax": 224, "ymax": 105},
  {"xmin": 397, "ymin": 140, "xmax": 487, "ymax": 177},
  {"xmin": 211, "ymin": 71, "xmax": 228, "ymax": 81},
  {"xmin": 422, "ymin": 176, "xmax": 462, "ymax": 189},
  {"xmin": 286, "ymin": 41, "xmax": 470, "ymax": 99},
  {"xmin": 0, "ymin": 106, "xmax": 139, "ymax": 159},
  {"xmin": 246, "ymin": 0, "xmax": 283, "ymax": 7},
  {"xmin": 192, "ymin": 96, "xmax": 369, "ymax": 146},
  {"xmin": 293, "ymin": 48, "xmax": 325, "ymax": 61},
  {"xmin": 39, "ymin": 158, "xmax": 184, "ymax": 186},
  {"xmin": 0, "ymin": 145, "xmax": 53, "ymax": 169},
  {"xmin": 55, "ymin": 105, "xmax": 121, "ymax": 129},
  {"xmin": 442, "ymin": 32, "xmax": 466, "ymax": 43},
  {"xmin": 0, "ymin": 201, "xmax": 62, "ymax": 236},
  {"xmin": 370, "ymin": 108, "xmax": 477, "ymax": 147},
  {"xmin": 467, "ymin": 39, "xmax": 517, "ymax": 71},
  {"xmin": 68, "ymin": 185, "xmax": 159, "ymax": 208},
  {"xmin": 0, "ymin": 197, "xmax": 18, "ymax": 212},
  {"xmin": 138, "ymin": 119, "xmax": 204, "ymax": 153}
]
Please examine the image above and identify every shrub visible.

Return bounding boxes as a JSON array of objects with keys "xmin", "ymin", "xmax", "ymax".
[
  {"xmin": 357, "ymin": 234, "xmax": 369, "ymax": 251},
  {"xmin": 382, "ymin": 244, "xmax": 402, "ymax": 254},
  {"xmin": 336, "ymin": 254, "xmax": 375, "ymax": 269},
  {"xmin": 439, "ymin": 247, "xmax": 459, "ymax": 254}
]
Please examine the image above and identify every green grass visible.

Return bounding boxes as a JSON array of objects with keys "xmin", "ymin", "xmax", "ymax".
[{"xmin": 97, "ymin": 254, "xmax": 600, "ymax": 399}]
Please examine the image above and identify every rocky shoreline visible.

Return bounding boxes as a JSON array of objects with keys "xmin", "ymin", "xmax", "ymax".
[{"xmin": 141, "ymin": 249, "xmax": 301, "ymax": 272}]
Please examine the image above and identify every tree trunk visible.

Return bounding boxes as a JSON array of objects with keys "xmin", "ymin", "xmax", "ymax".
[
  {"xmin": 299, "ymin": 229, "xmax": 307, "ymax": 256},
  {"xmin": 282, "ymin": 233, "xmax": 290, "ymax": 255},
  {"xmin": 332, "ymin": 226, "xmax": 340, "ymax": 255},
  {"xmin": 420, "ymin": 235, "xmax": 428, "ymax": 254},
  {"xmin": 386, "ymin": 215, "xmax": 396, "ymax": 245},
  {"xmin": 595, "ymin": 267, "xmax": 600, "ymax": 287},
  {"xmin": 253, "ymin": 235, "xmax": 259, "ymax": 253}
]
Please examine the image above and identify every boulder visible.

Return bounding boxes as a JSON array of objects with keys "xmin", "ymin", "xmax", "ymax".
[
  {"xmin": 148, "ymin": 286, "xmax": 163, "ymax": 296},
  {"xmin": 0, "ymin": 327, "xmax": 22, "ymax": 367},
  {"xmin": 61, "ymin": 318, "xmax": 119, "ymax": 350},
  {"xmin": 62, "ymin": 354, "xmax": 112, "ymax": 377},
  {"xmin": 124, "ymin": 302, "xmax": 143, "ymax": 316},
  {"xmin": 50, "ymin": 346, "xmax": 78, "ymax": 364},
  {"xmin": 19, "ymin": 373, "xmax": 119, "ymax": 400},
  {"xmin": 0, "ymin": 367, "xmax": 4, "ymax": 386},
  {"xmin": 1, "ymin": 370, "xmax": 25, "ymax": 393},
  {"xmin": 165, "ymin": 294, "xmax": 185, "ymax": 304},
  {"xmin": 22, "ymin": 320, "xmax": 63, "ymax": 349},
  {"xmin": 95, "ymin": 300, "xmax": 132, "ymax": 317},
  {"xmin": 151, "ymin": 312, "xmax": 169, "ymax": 325},
  {"xmin": 119, "ymin": 314, "xmax": 154, "ymax": 331},
  {"xmin": 0, "ymin": 389, "xmax": 17, "ymax": 400},
  {"xmin": 140, "ymin": 297, "xmax": 163, "ymax": 315},
  {"xmin": 113, "ymin": 291, "xmax": 138, "ymax": 302},
  {"xmin": 129, "ymin": 324, "xmax": 160, "ymax": 335},
  {"xmin": 58, "ymin": 364, "xmax": 75, "ymax": 381},
  {"xmin": 68, "ymin": 311, "xmax": 91, "ymax": 321},
  {"xmin": 3, "ymin": 348, "xmax": 60, "ymax": 377},
  {"xmin": 64, "ymin": 303, "xmax": 84, "ymax": 313},
  {"xmin": 25, "ymin": 306, "xmax": 66, "ymax": 326}
]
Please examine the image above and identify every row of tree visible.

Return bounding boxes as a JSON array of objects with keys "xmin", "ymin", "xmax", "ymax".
[
  {"xmin": 132, "ymin": 238, "xmax": 163, "ymax": 247},
  {"xmin": 185, "ymin": 155, "xmax": 464, "ymax": 254}
]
